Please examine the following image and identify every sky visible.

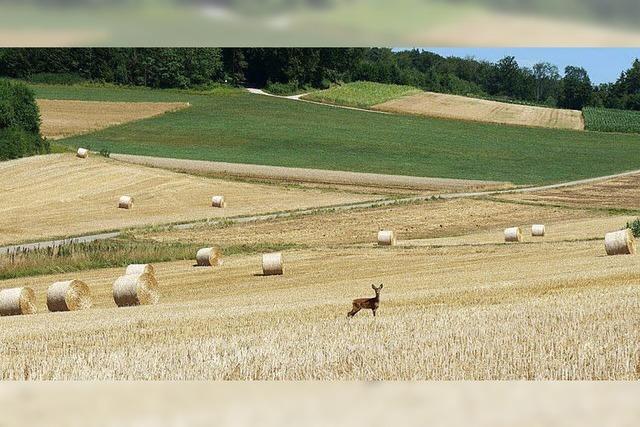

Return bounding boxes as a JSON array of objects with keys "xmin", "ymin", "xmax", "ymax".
[{"xmin": 423, "ymin": 48, "xmax": 640, "ymax": 85}]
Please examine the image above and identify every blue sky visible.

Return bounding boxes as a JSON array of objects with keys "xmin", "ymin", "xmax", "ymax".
[{"xmin": 423, "ymin": 48, "xmax": 640, "ymax": 85}]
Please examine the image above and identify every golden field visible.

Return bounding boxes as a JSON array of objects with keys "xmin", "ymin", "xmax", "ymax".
[
  {"xmin": 37, "ymin": 99, "xmax": 190, "ymax": 139},
  {"xmin": 0, "ymin": 196, "xmax": 637, "ymax": 379},
  {"xmin": 0, "ymin": 150, "xmax": 638, "ymax": 380},
  {"xmin": 136, "ymin": 197, "xmax": 601, "ymax": 247},
  {"xmin": 498, "ymin": 173, "xmax": 640, "ymax": 210},
  {"xmin": 373, "ymin": 91, "xmax": 585, "ymax": 130},
  {"xmin": 0, "ymin": 154, "xmax": 379, "ymax": 245}
]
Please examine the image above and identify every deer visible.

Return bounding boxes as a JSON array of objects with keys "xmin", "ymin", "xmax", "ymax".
[{"xmin": 347, "ymin": 284, "xmax": 383, "ymax": 318}]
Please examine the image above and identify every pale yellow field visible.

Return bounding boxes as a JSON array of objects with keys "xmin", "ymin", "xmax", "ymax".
[
  {"xmin": 373, "ymin": 91, "xmax": 585, "ymax": 130},
  {"xmin": 0, "ymin": 152, "xmax": 637, "ymax": 380},
  {"xmin": 0, "ymin": 208, "xmax": 637, "ymax": 380},
  {"xmin": 0, "ymin": 154, "xmax": 379, "ymax": 245},
  {"xmin": 498, "ymin": 173, "xmax": 640, "ymax": 210},
  {"xmin": 37, "ymin": 99, "xmax": 190, "ymax": 139},
  {"xmin": 137, "ymin": 197, "xmax": 600, "ymax": 247}
]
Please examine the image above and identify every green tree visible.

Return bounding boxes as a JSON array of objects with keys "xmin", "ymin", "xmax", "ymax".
[
  {"xmin": 559, "ymin": 66, "xmax": 593, "ymax": 109},
  {"xmin": 0, "ymin": 80, "xmax": 47, "ymax": 161},
  {"xmin": 533, "ymin": 62, "xmax": 560, "ymax": 103}
]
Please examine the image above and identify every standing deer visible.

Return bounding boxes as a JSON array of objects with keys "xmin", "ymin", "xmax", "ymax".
[{"xmin": 347, "ymin": 284, "xmax": 383, "ymax": 318}]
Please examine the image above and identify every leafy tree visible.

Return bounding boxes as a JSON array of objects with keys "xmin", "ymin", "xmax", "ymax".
[
  {"xmin": 0, "ymin": 80, "xmax": 47, "ymax": 161},
  {"xmin": 559, "ymin": 66, "xmax": 593, "ymax": 109},
  {"xmin": 532, "ymin": 62, "xmax": 560, "ymax": 102}
]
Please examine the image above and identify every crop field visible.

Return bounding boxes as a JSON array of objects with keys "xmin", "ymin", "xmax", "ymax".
[
  {"xmin": 0, "ymin": 207, "xmax": 637, "ymax": 380},
  {"xmin": 499, "ymin": 172, "xmax": 640, "ymax": 211},
  {"xmin": 583, "ymin": 107, "xmax": 640, "ymax": 133},
  {"xmin": 372, "ymin": 90, "xmax": 585, "ymax": 130},
  {"xmin": 136, "ymin": 197, "xmax": 600, "ymax": 248},
  {"xmin": 37, "ymin": 99, "xmax": 190, "ymax": 140},
  {"xmin": 303, "ymin": 82, "xmax": 421, "ymax": 108},
  {"xmin": 0, "ymin": 154, "xmax": 377, "ymax": 246},
  {"xmin": 30, "ymin": 83, "xmax": 640, "ymax": 185}
]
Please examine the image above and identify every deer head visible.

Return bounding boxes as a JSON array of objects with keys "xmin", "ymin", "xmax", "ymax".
[{"xmin": 372, "ymin": 284, "xmax": 383, "ymax": 296}]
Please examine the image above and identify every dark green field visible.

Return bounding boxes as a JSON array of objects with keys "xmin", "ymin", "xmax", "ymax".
[
  {"xmin": 34, "ymin": 83, "xmax": 640, "ymax": 185},
  {"xmin": 583, "ymin": 107, "xmax": 640, "ymax": 134}
]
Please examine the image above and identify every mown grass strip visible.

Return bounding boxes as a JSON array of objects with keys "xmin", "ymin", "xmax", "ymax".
[{"xmin": 0, "ymin": 239, "xmax": 304, "ymax": 280}]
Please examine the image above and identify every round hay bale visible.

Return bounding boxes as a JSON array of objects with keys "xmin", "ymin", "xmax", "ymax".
[
  {"xmin": 605, "ymin": 229, "xmax": 636, "ymax": 256},
  {"xmin": 531, "ymin": 224, "xmax": 546, "ymax": 237},
  {"xmin": 118, "ymin": 195, "xmax": 133, "ymax": 209},
  {"xmin": 125, "ymin": 264, "xmax": 155, "ymax": 276},
  {"xmin": 0, "ymin": 287, "xmax": 37, "ymax": 316},
  {"xmin": 76, "ymin": 148, "xmax": 89, "ymax": 158},
  {"xmin": 113, "ymin": 273, "xmax": 159, "ymax": 307},
  {"xmin": 262, "ymin": 252, "xmax": 283, "ymax": 276},
  {"xmin": 377, "ymin": 230, "xmax": 396, "ymax": 246},
  {"xmin": 504, "ymin": 227, "xmax": 522, "ymax": 243},
  {"xmin": 47, "ymin": 280, "xmax": 92, "ymax": 312},
  {"xmin": 211, "ymin": 196, "xmax": 226, "ymax": 208},
  {"xmin": 196, "ymin": 247, "xmax": 223, "ymax": 267}
]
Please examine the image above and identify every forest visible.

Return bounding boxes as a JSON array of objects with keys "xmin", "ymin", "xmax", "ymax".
[{"xmin": 1, "ymin": 48, "xmax": 639, "ymax": 111}]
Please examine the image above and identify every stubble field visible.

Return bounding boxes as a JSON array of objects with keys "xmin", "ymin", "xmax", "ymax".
[
  {"xmin": 373, "ymin": 91, "xmax": 585, "ymax": 130},
  {"xmin": 0, "ymin": 221, "xmax": 638, "ymax": 379},
  {"xmin": 37, "ymin": 99, "xmax": 190, "ymax": 140},
  {"xmin": 0, "ymin": 154, "xmax": 378, "ymax": 245}
]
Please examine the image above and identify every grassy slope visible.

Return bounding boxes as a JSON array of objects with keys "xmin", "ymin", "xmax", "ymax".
[
  {"xmin": 34, "ymin": 83, "xmax": 640, "ymax": 185},
  {"xmin": 303, "ymin": 81, "xmax": 421, "ymax": 108}
]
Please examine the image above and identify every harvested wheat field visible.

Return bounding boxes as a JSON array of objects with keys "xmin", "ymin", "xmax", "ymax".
[
  {"xmin": 0, "ymin": 218, "xmax": 638, "ymax": 379},
  {"xmin": 37, "ymin": 99, "xmax": 190, "ymax": 139},
  {"xmin": 498, "ymin": 172, "xmax": 640, "ymax": 210},
  {"xmin": 136, "ymin": 197, "xmax": 600, "ymax": 247},
  {"xmin": 0, "ymin": 154, "xmax": 379, "ymax": 245},
  {"xmin": 399, "ymin": 215, "xmax": 636, "ymax": 248},
  {"xmin": 373, "ymin": 92, "xmax": 584, "ymax": 130}
]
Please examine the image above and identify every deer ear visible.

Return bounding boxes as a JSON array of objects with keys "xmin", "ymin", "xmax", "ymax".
[
  {"xmin": 380, "ymin": 284, "xmax": 383, "ymax": 289},
  {"xmin": 371, "ymin": 284, "xmax": 376, "ymax": 290}
]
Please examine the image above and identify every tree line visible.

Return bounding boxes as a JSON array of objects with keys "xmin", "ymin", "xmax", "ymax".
[{"xmin": 1, "ymin": 48, "xmax": 639, "ymax": 111}]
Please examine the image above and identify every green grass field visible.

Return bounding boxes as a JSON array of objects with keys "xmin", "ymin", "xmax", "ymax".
[
  {"xmin": 33, "ymin": 83, "xmax": 640, "ymax": 185},
  {"xmin": 303, "ymin": 81, "xmax": 421, "ymax": 108},
  {"xmin": 583, "ymin": 107, "xmax": 640, "ymax": 134}
]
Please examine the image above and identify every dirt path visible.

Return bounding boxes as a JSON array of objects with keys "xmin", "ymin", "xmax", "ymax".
[{"xmin": 246, "ymin": 88, "xmax": 392, "ymax": 114}]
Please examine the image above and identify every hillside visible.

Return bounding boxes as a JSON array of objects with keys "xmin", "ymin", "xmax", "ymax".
[
  {"xmin": 29, "ymin": 84, "xmax": 640, "ymax": 184},
  {"xmin": 0, "ymin": 154, "xmax": 376, "ymax": 246}
]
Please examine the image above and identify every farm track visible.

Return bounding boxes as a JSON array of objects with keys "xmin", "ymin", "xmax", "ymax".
[
  {"xmin": 4, "ymin": 154, "xmax": 640, "ymax": 254},
  {"xmin": 246, "ymin": 88, "xmax": 393, "ymax": 115}
]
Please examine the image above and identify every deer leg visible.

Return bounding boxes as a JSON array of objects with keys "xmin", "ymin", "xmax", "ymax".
[
  {"xmin": 347, "ymin": 305, "xmax": 361, "ymax": 318},
  {"xmin": 372, "ymin": 309, "xmax": 377, "ymax": 317}
]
